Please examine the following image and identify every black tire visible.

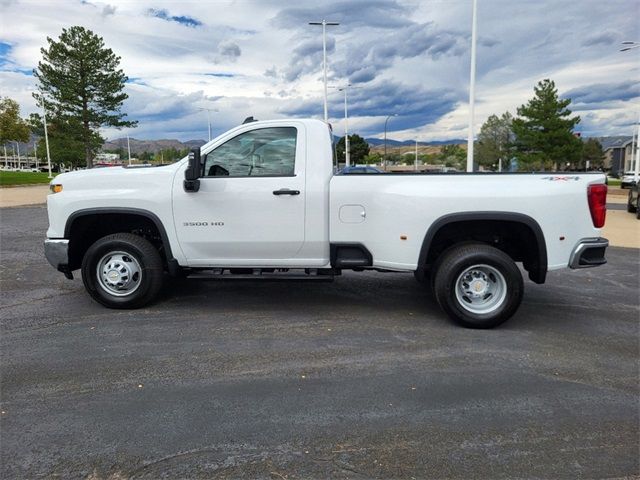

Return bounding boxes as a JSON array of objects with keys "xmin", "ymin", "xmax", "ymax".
[
  {"xmin": 433, "ymin": 243, "xmax": 523, "ymax": 329},
  {"xmin": 637, "ymin": 197, "xmax": 640, "ymax": 220},
  {"xmin": 81, "ymin": 233, "xmax": 164, "ymax": 309},
  {"xmin": 628, "ymin": 190, "xmax": 637, "ymax": 213}
]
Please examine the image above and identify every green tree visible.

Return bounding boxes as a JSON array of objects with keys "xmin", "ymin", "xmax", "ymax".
[
  {"xmin": 29, "ymin": 113, "xmax": 85, "ymax": 167},
  {"xmin": 362, "ymin": 152, "xmax": 382, "ymax": 165},
  {"xmin": 0, "ymin": 97, "xmax": 30, "ymax": 147},
  {"xmin": 476, "ymin": 111, "xmax": 513, "ymax": 170},
  {"xmin": 512, "ymin": 79, "xmax": 582, "ymax": 170},
  {"xmin": 580, "ymin": 138, "xmax": 605, "ymax": 170},
  {"xmin": 336, "ymin": 134, "xmax": 370, "ymax": 164},
  {"xmin": 438, "ymin": 144, "xmax": 466, "ymax": 169},
  {"xmin": 33, "ymin": 26, "xmax": 136, "ymax": 168}
]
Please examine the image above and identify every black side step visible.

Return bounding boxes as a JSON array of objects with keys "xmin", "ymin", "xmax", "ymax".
[
  {"xmin": 187, "ymin": 268, "xmax": 335, "ymax": 281},
  {"xmin": 330, "ymin": 243, "xmax": 373, "ymax": 268}
]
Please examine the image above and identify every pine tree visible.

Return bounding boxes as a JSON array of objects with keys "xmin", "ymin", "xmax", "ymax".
[
  {"xmin": 512, "ymin": 79, "xmax": 582, "ymax": 170},
  {"xmin": 581, "ymin": 138, "xmax": 605, "ymax": 170},
  {"xmin": 29, "ymin": 113, "xmax": 85, "ymax": 167},
  {"xmin": 33, "ymin": 26, "xmax": 136, "ymax": 168}
]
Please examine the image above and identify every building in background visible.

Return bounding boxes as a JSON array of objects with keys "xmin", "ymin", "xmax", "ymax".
[
  {"xmin": 94, "ymin": 153, "xmax": 122, "ymax": 166},
  {"xmin": 600, "ymin": 136, "xmax": 633, "ymax": 176}
]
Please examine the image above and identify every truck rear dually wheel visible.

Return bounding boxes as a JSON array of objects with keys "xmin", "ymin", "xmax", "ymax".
[
  {"xmin": 433, "ymin": 243, "xmax": 523, "ymax": 329},
  {"xmin": 81, "ymin": 233, "xmax": 164, "ymax": 309}
]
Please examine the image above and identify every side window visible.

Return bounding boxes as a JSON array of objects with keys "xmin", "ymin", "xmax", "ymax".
[{"xmin": 203, "ymin": 127, "xmax": 297, "ymax": 177}]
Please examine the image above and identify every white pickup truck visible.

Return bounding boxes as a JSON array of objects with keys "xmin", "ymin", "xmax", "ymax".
[{"xmin": 45, "ymin": 118, "xmax": 609, "ymax": 328}]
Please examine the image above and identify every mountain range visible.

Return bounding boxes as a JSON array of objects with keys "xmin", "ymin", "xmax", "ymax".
[
  {"xmin": 5, "ymin": 134, "xmax": 628, "ymax": 158},
  {"xmin": 100, "ymin": 136, "xmax": 467, "ymax": 155},
  {"xmin": 102, "ymin": 138, "xmax": 206, "ymax": 155}
]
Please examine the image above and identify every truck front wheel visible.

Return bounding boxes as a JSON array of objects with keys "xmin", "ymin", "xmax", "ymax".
[
  {"xmin": 81, "ymin": 233, "xmax": 164, "ymax": 309},
  {"xmin": 433, "ymin": 243, "xmax": 523, "ymax": 329}
]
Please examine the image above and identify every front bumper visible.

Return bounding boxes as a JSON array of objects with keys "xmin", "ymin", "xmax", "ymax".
[
  {"xmin": 44, "ymin": 239, "xmax": 73, "ymax": 279},
  {"xmin": 569, "ymin": 237, "xmax": 608, "ymax": 269}
]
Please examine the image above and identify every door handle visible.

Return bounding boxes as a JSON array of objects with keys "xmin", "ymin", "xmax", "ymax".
[{"xmin": 273, "ymin": 189, "xmax": 300, "ymax": 195}]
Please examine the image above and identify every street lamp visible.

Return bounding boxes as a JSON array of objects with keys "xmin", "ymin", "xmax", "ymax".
[
  {"xmin": 198, "ymin": 107, "xmax": 218, "ymax": 142},
  {"xmin": 383, "ymin": 114, "xmax": 397, "ymax": 169},
  {"xmin": 466, "ymin": 0, "xmax": 478, "ymax": 173},
  {"xmin": 126, "ymin": 134, "xmax": 132, "ymax": 166},
  {"xmin": 15, "ymin": 141, "xmax": 21, "ymax": 169},
  {"xmin": 42, "ymin": 104, "xmax": 53, "ymax": 178},
  {"xmin": 620, "ymin": 41, "xmax": 640, "ymax": 182},
  {"xmin": 331, "ymin": 83, "xmax": 358, "ymax": 166},
  {"xmin": 309, "ymin": 20, "xmax": 339, "ymax": 123}
]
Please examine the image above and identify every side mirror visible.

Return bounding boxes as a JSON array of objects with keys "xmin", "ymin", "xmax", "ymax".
[{"xmin": 184, "ymin": 149, "xmax": 201, "ymax": 192}]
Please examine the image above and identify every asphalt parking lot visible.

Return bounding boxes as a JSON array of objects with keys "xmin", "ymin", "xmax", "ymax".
[{"xmin": 1, "ymin": 205, "xmax": 639, "ymax": 479}]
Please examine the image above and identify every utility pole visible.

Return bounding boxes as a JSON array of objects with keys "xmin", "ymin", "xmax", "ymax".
[
  {"xmin": 309, "ymin": 20, "xmax": 339, "ymax": 123},
  {"xmin": 466, "ymin": 0, "xmax": 478, "ymax": 172},
  {"xmin": 415, "ymin": 139, "xmax": 418, "ymax": 171}
]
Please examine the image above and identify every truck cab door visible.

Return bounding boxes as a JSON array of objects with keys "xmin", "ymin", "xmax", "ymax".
[{"xmin": 172, "ymin": 124, "xmax": 306, "ymax": 266}]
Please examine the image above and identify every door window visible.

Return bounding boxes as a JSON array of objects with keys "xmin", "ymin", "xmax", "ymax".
[{"xmin": 203, "ymin": 127, "xmax": 297, "ymax": 177}]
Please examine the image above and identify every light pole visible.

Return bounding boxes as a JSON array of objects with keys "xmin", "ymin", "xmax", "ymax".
[
  {"xmin": 309, "ymin": 20, "xmax": 339, "ymax": 123},
  {"xmin": 635, "ymin": 116, "xmax": 640, "ymax": 182},
  {"xmin": 126, "ymin": 134, "xmax": 132, "ymax": 166},
  {"xmin": 42, "ymin": 104, "xmax": 53, "ymax": 178},
  {"xmin": 466, "ymin": 0, "xmax": 478, "ymax": 173},
  {"xmin": 620, "ymin": 42, "xmax": 640, "ymax": 182},
  {"xmin": 198, "ymin": 107, "xmax": 218, "ymax": 142},
  {"xmin": 15, "ymin": 141, "xmax": 21, "ymax": 170},
  {"xmin": 331, "ymin": 83, "xmax": 357, "ymax": 166},
  {"xmin": 383, "ymin": 114, "xmax": 397, "ymax": 170}
]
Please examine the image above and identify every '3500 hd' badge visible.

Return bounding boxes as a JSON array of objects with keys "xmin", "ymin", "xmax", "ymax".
[{"xmin": 183, "ymin": 221, "xmax": 224, "ymax": 226}]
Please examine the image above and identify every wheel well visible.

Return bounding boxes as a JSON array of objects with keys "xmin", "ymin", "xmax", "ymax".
[
  {"xmin": 66, "ymin": 212, "xmax": 169, "ymax": 271},
  {"xmin": 421, "ymin": 217, "xmax": 547, "ymax": 284}
]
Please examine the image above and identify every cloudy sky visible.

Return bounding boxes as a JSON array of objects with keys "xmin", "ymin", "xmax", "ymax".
[{"xmin": 0, "ymin": 0, "xmax": 639, "ymax": 142}]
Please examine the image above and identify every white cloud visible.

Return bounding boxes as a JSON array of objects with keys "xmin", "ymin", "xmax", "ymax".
[{"xmin": 0, "ymin": 0, "xmax": 638, "ymax": 142}]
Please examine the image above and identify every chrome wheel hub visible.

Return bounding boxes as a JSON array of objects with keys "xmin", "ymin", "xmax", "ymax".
[
  {"xmin": 455, "ymin": 264, "xmax": 507, "ymax": 314},
  {"xmin": 96, "ymin": 251, "xmax": 142, "ymax": 297}
]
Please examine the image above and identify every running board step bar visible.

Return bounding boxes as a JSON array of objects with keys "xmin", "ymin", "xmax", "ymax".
[{"xmin": 186, "ymin": 268, "xmax": 335, "ymax": 281}]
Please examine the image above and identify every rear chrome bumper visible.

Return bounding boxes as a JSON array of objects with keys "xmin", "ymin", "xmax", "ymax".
[
  {"xmin": 569, "ymin": 237, "xmax": 608, "ymax": 269},
  {"xmin": 44, "ymin": 239, "xmax": 73, "ymax": 278}
]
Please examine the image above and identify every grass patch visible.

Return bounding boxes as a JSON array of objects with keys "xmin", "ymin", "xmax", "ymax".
[
  {"xmin": 607, "ymin": 178, "xmax": 621, "ymax": 187},
  {"xmin": 0, "ymin": 171, "xmax": 57, "ymax": 187}
]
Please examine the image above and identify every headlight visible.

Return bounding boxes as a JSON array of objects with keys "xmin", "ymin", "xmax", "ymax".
[{"xmin": 50, "ymin": 184, "xmax": 63, "ymax": 194}]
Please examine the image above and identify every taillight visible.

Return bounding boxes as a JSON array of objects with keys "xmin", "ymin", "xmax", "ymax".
[{"xmin": 587, "ymin": 184, "xmax": 607, "ymax": 228}]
